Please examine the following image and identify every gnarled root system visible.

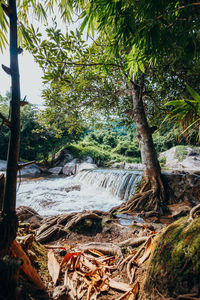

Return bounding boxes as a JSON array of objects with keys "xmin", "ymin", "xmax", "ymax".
[{"xmin": 116, "ymin": 175, "xmax": 167, "ymax": 215}]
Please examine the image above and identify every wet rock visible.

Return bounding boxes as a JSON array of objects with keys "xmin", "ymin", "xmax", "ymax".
[
  {"xmin": 1, "ymin": 160, "xmax": 41, "ymax": 176},
  {"xmin": 187, "ymin": 147, "xmax": 199, "ymax": 156},
  {"xmin": 16, "ymin": 206, "xmax": 43, "ymax": 229},
  {"xmin": 84, "ymin": 156, "xmax": 94, "ymax": 164},
  {"xmin": 163, "ymin": 173, "xmax": 200, "ymax": 205},
  {"xmin": 19, "ymin": 164, "xmax": 41, "ymax": 176},
  {"xmin": 53, "ymin": 149, "xmax": 74, "ymax": 167},
  {"xmin": 111, "ymin": 162, "xmax": 126, "ymax": 169},
  {"xmin": 63, "ymin": 160, "xmax": 97, "ymax": 176},
  {"xmin": 65, "ymin": 185, "xmax": 81, "ymax": 192},
  {"xmin": 62, "ymin": 159, "xmax": 78, "ymax": 176},
  {"xmin": 180, "ymin": 156, "xmax": 200, "ymax": 171},
  {"xmin": 110, "ymin": 161, "xmax": 144, "ymax": 170},
  {"xmin": 48, "ymin": 167, "xmax": 63, "ymax": 175},
  {"xmin": 76, "ymin": 162, "xmax": 97, "ymax": 173},
  {"xmin": 125, "ymin": 163, "xmax": 144, "ymax": 170},
  {"xmin": 160, "ymin": 146, "xmax": 200, "ymax": 171}
]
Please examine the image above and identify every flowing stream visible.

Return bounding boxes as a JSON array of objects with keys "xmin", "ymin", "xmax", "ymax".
[{"xmin": 16, "ymin": 169, "xmax": 143, "ymax": 216}]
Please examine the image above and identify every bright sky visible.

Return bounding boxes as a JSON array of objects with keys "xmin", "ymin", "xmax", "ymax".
[
  {"xmin": 0, "ymin": 48, "xmax": 44, "ymax": 106},
  {"xmin": 0, "ymin": 11, "xmax": 82, "ymax": 106}
]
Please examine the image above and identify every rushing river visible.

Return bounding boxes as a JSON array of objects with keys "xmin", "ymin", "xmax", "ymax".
[{"xmin": 16, "ymin": 169, "xmax": 142, "ymax": 216}]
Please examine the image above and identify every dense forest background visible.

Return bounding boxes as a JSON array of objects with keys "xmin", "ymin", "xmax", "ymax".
[{"xmin": 0, "ymin": 89, "xmax": 198, "ymax": 166}]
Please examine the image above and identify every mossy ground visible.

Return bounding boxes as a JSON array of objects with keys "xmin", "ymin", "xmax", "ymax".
[{"xmin": 144, "ymin": 216, "xmax": 200, "ymax": 298}]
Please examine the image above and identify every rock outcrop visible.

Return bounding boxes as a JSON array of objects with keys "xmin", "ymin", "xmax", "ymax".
[
  {"xmin": 0, "ymin": 160, "xmax": 41, "ymax": 176},
  {"xmin": 62, "ymin": 159, "xmax": 97, "ymax": 176},
  {"xmin": 160, "ymin": 146, "xmax": 200, "ymax": 172}
]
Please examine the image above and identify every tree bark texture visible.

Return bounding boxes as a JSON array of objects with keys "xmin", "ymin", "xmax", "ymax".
[
  {"xmin": 129, "ymin": 79, "xmax": 166, "ymax": 212},
  {"xmin": 3, "ymin": 0, "xmax": 21, "ymax": 213},
  {"xmin": 131, "ymin": 84, "xmax": 161, "ymax": 179},
  {"xmin": 0, "ymin": 0, "xmax": 20, "ymax": 252},
  {"xmin": 119, "ymin": 76, "xmax": 166, "ymax": 214}
]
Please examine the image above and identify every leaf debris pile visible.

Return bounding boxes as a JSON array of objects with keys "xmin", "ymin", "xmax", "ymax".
[{"xmin": 46, "ymin": 227, "xmax": 156, "ymax": 300}]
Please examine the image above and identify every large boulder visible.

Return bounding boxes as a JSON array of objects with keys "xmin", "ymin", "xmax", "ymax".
[
  {"xmin": 0, "ymin": 160, "xmax": 41, "ymax": 176},
  {"xmin": 48, "ymin": 167, "xmax": 63, "ymax": 175},
  {"xmin": 20, "ymin": 164, "xmax": 41, "ymax": 176},
  {"xmin": 76, "ymin": 162, "xmax": 97, "ymax": 173},
  {"xmin": 53, "ymin": 149, "xmax": 74, "ymax": 167},
  {"xmin": 62, "ymin": 159, "xmax": 78, "ymax": 176},
  {"xmin": 84, "ymin": 156, "xmax": 94, "ymax": 164},
  {"xmin": 144, "ymin": 215, "xmax": 200, "ymax": 298},
  {"xmin": 16, "ymin": 206, "xmax": 43, "ymax": 229},
  {"xmin": 163, "ymin": 172, "xmax": 200, "ymax": 205},
  {"xmin": 110, "ymin": 161, "xmax": 144, "ymax": 170},
  {"xmin": 125, "ymin": 163, "xmax": 143, "ymax": 170},
  {"xmin": 63, "ymin": 159, "xmax": 97, "ymax": 176},
  {"xmin": 159, "ymin": 146, "xmax": 200, "ymax": 171}
]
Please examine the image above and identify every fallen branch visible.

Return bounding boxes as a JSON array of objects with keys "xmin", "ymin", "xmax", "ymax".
[
  {"xmin": 79, "ymin": 242, "xmax": 122, "ymax": 257},
  {"xmin": 10, "ymin": 240, "xmax": 45, "ymax": 290},
  {"xmin": 18, "ymin": 161, "xmax": 36, "ymax": 171}
]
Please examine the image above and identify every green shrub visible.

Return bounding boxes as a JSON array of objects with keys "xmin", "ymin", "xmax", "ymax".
[
  {"xmin": 65, "ymin": 144, "xmax": 111, "ymax": 165},
  {"xmin": 113, "ymin": 139, "xmax": 140, "ymax": 158},
  {"xmin": 153, "ymin": 131, "xmax": 177, "ymax": 153},
  {"xmin": 174, "ymin": 145, "xmax": 187, "ymax": 162},
  {"xmin": 158, "ymin": 156, "xmax": 166, "ymax": 168},
  {"xmin": 114, "ymin": 141, "xmax": 130, "ymax": 155}
]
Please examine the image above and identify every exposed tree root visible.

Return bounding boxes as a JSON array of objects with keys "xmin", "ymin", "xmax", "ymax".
[
  {"xmin": 116, "ymin": 176, "xmax": 167, "ymax": 215},
  {"xmin": 187, "ymin": 203, "xmax": 200, "ymax": 222}
]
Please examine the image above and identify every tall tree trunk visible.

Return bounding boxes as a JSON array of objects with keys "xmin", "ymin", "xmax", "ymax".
[
  {"xmin": 120, "ymin": 76, "xmax": 166, "ymax": 214},
  {"xmin": 0, "ymin": 0, "xmax": 20, "ymax": 251}
]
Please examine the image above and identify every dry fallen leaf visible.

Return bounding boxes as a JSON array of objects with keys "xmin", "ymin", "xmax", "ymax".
[
  {"xmin": 47, "ymin": 250, "xmax": 60, "ymax": 285},
  {"xmin": 60, "ymin": 251, "xmax": 83, "ymax": 268}
]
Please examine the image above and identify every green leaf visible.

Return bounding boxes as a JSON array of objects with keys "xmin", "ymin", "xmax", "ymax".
[{"xmin": 186, "ymin": 85, "xmax": 200, "ymax": 102}]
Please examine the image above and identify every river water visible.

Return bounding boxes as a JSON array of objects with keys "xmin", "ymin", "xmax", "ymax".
[{"xmin": 16, "ymin": 169, "xmax": 142, "ymax": 217}]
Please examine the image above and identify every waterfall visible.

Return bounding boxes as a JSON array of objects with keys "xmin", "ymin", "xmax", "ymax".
[{"xmin": 75, "ymin": 169, "xmax": 143, "ymax": 201}]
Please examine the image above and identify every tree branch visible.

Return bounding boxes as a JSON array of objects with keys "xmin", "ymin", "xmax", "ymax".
[
  {"xmin": 18, "ymin": 161, "xmax": 35, "ymax": 171},
  {"xmin": 46, "ymin": 59, "xmax": 121, "ymax": 68}
]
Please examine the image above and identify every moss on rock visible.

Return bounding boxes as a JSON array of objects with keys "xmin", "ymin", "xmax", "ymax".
[{"xmin": 144, "ymin": 216, "xmax": 200, "ymax": 298}]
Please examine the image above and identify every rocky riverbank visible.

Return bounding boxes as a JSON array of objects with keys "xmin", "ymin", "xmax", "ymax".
[{"xmin": 13, "ymin": 203, "xmax": 200, "ymax": 300}]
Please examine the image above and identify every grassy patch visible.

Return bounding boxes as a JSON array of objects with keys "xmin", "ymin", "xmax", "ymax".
[{"xmin": 174, "ymin": 145, "xmax": 188, "ymax": 162}]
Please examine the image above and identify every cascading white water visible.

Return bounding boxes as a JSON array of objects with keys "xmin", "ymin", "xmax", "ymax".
[
  {"xmin": 75, "ymin": 169, "xmax": 143, "ymax": 201},
  {"xmin": 16, "ymin": 169, "xmax": 143, "ymax": 216}
]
